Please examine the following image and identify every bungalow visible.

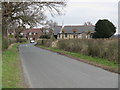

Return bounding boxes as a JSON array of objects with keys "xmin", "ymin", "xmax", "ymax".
[
  {"xmin": 53, "ymin": 25, "xmax": 95, "ymax": 39},
  {"xmin": 20, "ymin": 28, "xmax": 43, "ymax": 40}
]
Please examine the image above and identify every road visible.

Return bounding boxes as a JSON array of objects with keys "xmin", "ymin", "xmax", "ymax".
[{"xmin": 19, "ymin": 44, "xmax": 118, "ymax": 88}]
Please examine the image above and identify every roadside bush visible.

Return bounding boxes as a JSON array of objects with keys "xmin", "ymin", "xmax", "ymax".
[
  {"xmin": 39, "ymin": 35, "xmax": 51, "ymax": 39},
  {"xmin": 8, "ymin": 38, "xmax": 16, "ymax": 45},
  {"xmin": 3, "ymin": 38, "xmax": 17, "ymax": 51},
  {"xmin": 17, "ymin": 38, "xmax": 27, "ymax": 43},
  {"xmin": 57, "ymin": 39, "xmax": 89, "ymax": 55},
  {"xmin": 2, "ymin": 37, "xmax": 9, "ymax": 51},
  {"xmin": 8, "ymin": 35, "xmax": 14, "ymax": 38},
  {"xmin": 37, "ymin": 38, "xmax": 118, "ymax": 62},
  {"xmin": 57, "ymin": 39, "xmax": 118, "ymax": 62},
  {"xmin": 87, "ymin": 39, "xmax": 102, "ymax": 57},
  {"xmin": 37, "ymin": 39, "xmax": 52, "ymax": 47}
]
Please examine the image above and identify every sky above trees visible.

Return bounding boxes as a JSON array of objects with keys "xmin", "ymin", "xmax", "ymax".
[{"xmin": 47, "ymin": 0, "xmax": 119, "ymax": 34}]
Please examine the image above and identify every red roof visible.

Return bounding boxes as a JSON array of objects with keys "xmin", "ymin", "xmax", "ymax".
[{"xmin": 22, "ymin": 28, "xmax": 42, "ymax": 33}]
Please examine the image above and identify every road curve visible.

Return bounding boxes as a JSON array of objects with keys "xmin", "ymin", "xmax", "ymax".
[{"xmin": 19, "ymin": 44, "xmax": 118, "ymax": 88}]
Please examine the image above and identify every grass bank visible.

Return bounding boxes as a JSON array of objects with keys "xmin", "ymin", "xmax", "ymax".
[
  {"xmin": 37, "ymin": 45, "xmax": 119, "ymax": 73},
  {"xmin": 2, "ymin": 43, "xmax": 26, "ymax": 88}
]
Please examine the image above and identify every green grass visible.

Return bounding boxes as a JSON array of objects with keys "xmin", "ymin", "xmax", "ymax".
[
  {"xmin": 39, "ymin": 45, "xmax": 119, "ymax": 72},
  {"xmin": 2, "ymin": 43, "xmax": 25, "ymax": 88}
]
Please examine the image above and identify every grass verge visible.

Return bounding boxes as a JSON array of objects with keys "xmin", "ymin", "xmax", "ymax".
[
  {"xmin": 37, "ymin": 45, "xmax": 119, "ymax": 73},
  {"xmin": 2, "ymin": 43, "xmax": 26, "ymax": 88}
]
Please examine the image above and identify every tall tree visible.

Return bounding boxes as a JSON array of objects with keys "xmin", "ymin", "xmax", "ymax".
[
  {"xmin": 45, "ymin": 20, "xmax": 58, "ymax": 32},
  {"xmin": 92, "ymin": 19, "xmax": 116, "ymax": 38},
  {"xmin": 2, "ymin": 1, "xmax": 66, "ymax": 35},
  {"xmin": 2, "ymin": 1, "xmax": 66, "ymax": 49}
]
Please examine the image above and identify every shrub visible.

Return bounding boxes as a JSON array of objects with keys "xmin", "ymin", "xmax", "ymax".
[
  {"xmin": 37, "ymin": 39, "xmax": 52, "ymax": 47},
  {"xmin": 17, "ymin": 38, "xmax": 27, "ymax": 43},
  {"xmin": 8, "ymin": 35, "xmax": 14, "ymax": 38},
  {"xmin": 93, "ymin": 19, "xmax": 116, "ymax": 38},
  {"xmin": 2, "ymin": 37, "xmax": 9, "ymax": 51},
  {"xmin": 8, "ymin": 38, "xmax": 16, "ymax": 45},
  {"xmin": 37, "ymin": 38, "xmax": 118, "ymax": 62},
  {"xmin": 57, "ymin": 39, "xmax": 118, "ymax": 62},
  {"xmin": 39, "ymin": 35, "xmax": 51, "ymax": 39}
]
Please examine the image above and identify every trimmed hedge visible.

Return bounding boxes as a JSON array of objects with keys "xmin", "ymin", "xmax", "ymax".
[
  {"xmin": 2, "ymin": 37, "xmax": 27, "ymax": 51},
  {"xmin": 39, "ymin": 35, "xmax": 51, "ymax": 39},
  {"xmin": 57, "ymin": 39, "xmax": 118, "ymax": 62},
  {"xmin": 37, "ymin": 39, "xmax": 52, "ymax": 47},
  {"xmin": 37, "ymin": 38, "xmax": 118, "ymax": 62},
  {"xmin": 17, "ymin": 38, "xmax": 27, "ymax": 43},
  {"xmin": 2, "ymin": 38, "xmax": 17, "ymax": 51}
]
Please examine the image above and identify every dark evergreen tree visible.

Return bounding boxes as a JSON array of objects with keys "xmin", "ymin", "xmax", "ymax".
[{"xmin": 93, "ymin": 19, "xmax": 116, "ymax": 38}]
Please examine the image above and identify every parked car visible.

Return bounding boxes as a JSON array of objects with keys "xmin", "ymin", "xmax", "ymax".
[{"xmin": 30, "ymin": 40, "xmax": 35, "ymax": 43}]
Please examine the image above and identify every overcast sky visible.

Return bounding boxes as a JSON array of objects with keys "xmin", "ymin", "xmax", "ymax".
[{"xmin": 47, "ymin": 0, "xmax": 119, "ymax": 34}]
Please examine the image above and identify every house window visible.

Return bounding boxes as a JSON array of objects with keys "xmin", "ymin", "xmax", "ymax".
[
  {"xmin": 29, "ymin": 32, "xmax": 32, "ymax": 35},
  {"xmin": 78, "ymin": 34, "xmax": 82, "ymax": 38},
  {"xmin": 34, "ymin": 33, "xmax": 36, "ymax": 35},
  {"xmin": 65, "ymin": 33, "xmax": 67, "ymax": 38}
]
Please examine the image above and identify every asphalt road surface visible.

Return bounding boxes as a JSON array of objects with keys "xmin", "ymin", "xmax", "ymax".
[{"xmin": 19, "ymin": 44, "xmax": 118, "ymax": 88}]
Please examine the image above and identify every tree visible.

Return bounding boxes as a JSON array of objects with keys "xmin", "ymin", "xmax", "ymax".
[
  {"xmin": 2, "ymin": 1, "xmax": 66, "ymax": 35},
  {"xmin": 93, "ymin": 19, "xmax": 116, "ymax": 38},
  {"xmin": 84, "ymin": 21, "xmax": 92, "ymax": 26},
  {"xmin": 45, "ymin": 20, "xmax": 58, "ymax": 34},
  {"xmin": 46, "ymin": 20, "xmax": 58, "ymax": 29},
  {"xmin": 2, "ymin": 1, "xmax": 66, "ymax": 49}
]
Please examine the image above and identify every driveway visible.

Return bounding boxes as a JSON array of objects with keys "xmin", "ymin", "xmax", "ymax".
[{"xmin": 19, "ymin": 44, "xmax": 118, "ymax": 88}]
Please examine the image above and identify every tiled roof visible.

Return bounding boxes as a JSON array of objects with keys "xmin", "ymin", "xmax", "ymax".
[
  {"xmin": 53, "ymin": 26, "xmax": 62, "ymax": 35},
  {"xmin": 63, "ymin": 25, "xmax": 95, "ymax": 33},
  {"xmin": 22, "ymin": 28, "xmax": 42, "ymax": 33}
]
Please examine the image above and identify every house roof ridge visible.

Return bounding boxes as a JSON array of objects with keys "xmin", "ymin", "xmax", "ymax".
[{"xmin": 63, "ymin": 25, "xmax": 95, "ymax": 27}]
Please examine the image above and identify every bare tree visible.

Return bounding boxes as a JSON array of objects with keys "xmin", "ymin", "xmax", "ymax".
[
  {"xmin": 43, "ymin": 20, "xmax": 58, "ymax": 36},
  {"xmin": 46, "ymin": 20, "xmax": 57, "ymax": 29},
  {"xmin": 2, "ymin": 1, "xmax": 66, "ymax": 48},
  {"xmin": 84, "ymin": 22, "xmax": 92, "ymax": 26},
  {"xmin": 2, "ymin": 1, "xmax": 66, "ymax": 34}
]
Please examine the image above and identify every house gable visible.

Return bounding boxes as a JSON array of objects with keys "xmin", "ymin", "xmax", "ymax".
[
  {"xmin": 21, "ymin": 28, "xmax": 43, "ymax": 40},
  {"xmin": 53, "ymin": 26, "xmax": 62, "ymax": 35}
]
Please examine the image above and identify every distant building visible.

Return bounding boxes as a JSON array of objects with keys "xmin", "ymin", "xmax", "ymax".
[
  {"xmin": 53, "ymin": 25, "xmax": 95, "ymax": 39},
  {"xmin": 53, "ymin": 26, "xmax": 62, "ymax": 39},
  {"xmin": 20, "ymin": 28, "xmax": 43, "ymax": 40}
]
